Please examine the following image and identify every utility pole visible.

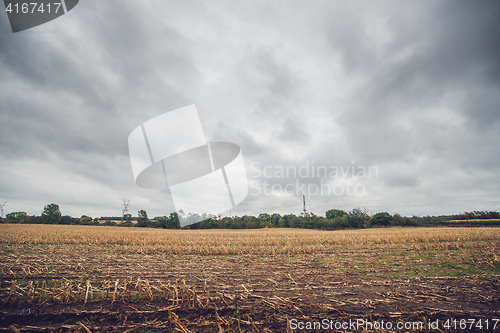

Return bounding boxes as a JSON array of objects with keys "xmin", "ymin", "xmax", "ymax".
[
  {"xmin": 0, "ymin": 201, "xmax": 6, "ymax": 218},
  {"xmin": 121, "ymin": 200, "xmax": 130, "ymax": 223},
  {"xmin": 303, "ymin": 195, "xmax": 306, "ymax": 214}
]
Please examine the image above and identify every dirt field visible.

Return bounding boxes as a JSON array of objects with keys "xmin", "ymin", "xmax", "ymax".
[{"xmin": 1, "ymin": 225, "xmax": 499, "ymax": 332}]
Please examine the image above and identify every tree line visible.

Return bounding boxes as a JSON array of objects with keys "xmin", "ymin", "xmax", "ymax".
[
  {"xmin": 445, "ymin": 210, "xmax": 500, "ymax": 220},
  {"xmin": 2, "ymin": 203, "xmax": 500, "ymax": 229}
]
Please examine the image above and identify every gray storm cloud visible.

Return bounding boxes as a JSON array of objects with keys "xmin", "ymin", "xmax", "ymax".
[{"xmin": 1, "ymin": 0, "xmax": 499, "ymax": 218}]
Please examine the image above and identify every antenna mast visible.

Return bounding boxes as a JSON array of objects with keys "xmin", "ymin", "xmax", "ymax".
[
  {"xmin": 0, "ymin": 201, "xmax": 6, "ymax": 218},
  {"xmin": 121, "ymin": 200, "xmax": 130, "ymax": 223}
]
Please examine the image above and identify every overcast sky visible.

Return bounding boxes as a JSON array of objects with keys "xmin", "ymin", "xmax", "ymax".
[{"xmin": 1, "ymin": 0, "xmax": 499, "ymax": 218}]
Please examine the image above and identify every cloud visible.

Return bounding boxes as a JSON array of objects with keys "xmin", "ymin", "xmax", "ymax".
[{"xmin": 1, "ymin": 0, "xmax": 499, "ymax": 218}]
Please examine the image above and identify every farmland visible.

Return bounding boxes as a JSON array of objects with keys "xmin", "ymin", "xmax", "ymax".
[{"xmin": 1, "ymin": 225, "xmax": 500, "ymax": 332}]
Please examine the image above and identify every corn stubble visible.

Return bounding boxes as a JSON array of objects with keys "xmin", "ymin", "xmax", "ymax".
[
  {"xmin": 1, "ymin": 225, "xmax": 499, "ymax": 332},
  {"xmin": 1, "ymin": 224, "xmax": 499, "ymax": 255}
]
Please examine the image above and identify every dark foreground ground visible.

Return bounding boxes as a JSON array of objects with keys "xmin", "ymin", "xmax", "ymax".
[{"xmin": 1, "ymin": 242, "xmax": 499, "ymax": 332}]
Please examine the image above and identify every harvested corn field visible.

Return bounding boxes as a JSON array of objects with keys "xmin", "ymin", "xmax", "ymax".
[{"xmin": 1, "ymin": 225, "xmax": 499, "ymax": 332}]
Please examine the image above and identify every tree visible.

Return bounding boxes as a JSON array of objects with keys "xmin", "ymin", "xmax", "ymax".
[
  {"xmin": 153, "ymin": 216, "xmax": 167, "ymax": 228},
  {"xmin": 270, "ymin": 213, "xmax": 281, "ymax": 227},
  {"xmin": 169, "ymin": 212, "xmax": 180, "ymax": 229},
  {"xmin": 286, "ymin": 214, "xmax": 299, "ymax": 228},
  {"xmin": 369, "ymin": 212, "xmax": 393, "ymax": 227},
  {"xmin": 154, "ymin": 213, "xmax": 181, "ymax": 229},
  {"xmin": 282, "ymin": 214, "xmax": 297, "ymax": 228},
  {"xmin": 28, "ymin": 215, "xmax": 42, "ymax": 224},
  {"xmin": 332, "ymin": 215, "xmax": 350, "ymax": 229},
  {"xmin": 223, "ymin": 217, "xmax": 234, "ymax": 229},
  {"xmin": 42, "ymin": 203, "xmax": 61, "ymax": 224},
  {"xmin": 61, "ymin": 215, "xmax": 77, "ymax": 225},
  {"xmin": 299, "ymin": 212, "xmax": 316, "ymax": 229},
  {"xmin": 79, "ymin": 215, "xmax": 93, "ymax": 224},
  {"xmin": 233, "ymin": 217, "xmax": 244, "ymax": 229},
  {"xmin": 208, "ymin": 219, "xmax": 218, "ymax": 229},
  {"xmin": 120, "ymin": 220, "xmax": 134, "ymax": 227},
  {"xmin": 243, "ymin": 215, "xmax": 258, "ymax": 229},
  {"xmin": 347, "ymin": 208, "xmax": 370, "ymax": 228},
  {"xmin": 6, "ymin": 212, "xmax": 29, "ymax": 223},
  {"xmin": 391, "ymin": 213, "xmax": 407, "ymax": 226},
  {"xmin": 326, "ymin": 209, "xmax": 347, "ymax": 220},
  {"xmin": 258, "ymin": 213, "xmax": 271, "ymax": 228},
  {"xmin": 103, "ymin": 220, "xmax": 116, "ymax": 226},
  {"xmin": 137, "ymin": 210, "xmax": 149, "ymax": 227}
]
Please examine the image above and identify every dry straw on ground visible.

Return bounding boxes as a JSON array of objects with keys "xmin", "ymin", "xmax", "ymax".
[
  {"xmin": 1, "ymin": 225, "xmax": 499, "ymax": 332},
  {"xmin": 1, "ymin": 224, "xmax": 499, "ymax": 255}
]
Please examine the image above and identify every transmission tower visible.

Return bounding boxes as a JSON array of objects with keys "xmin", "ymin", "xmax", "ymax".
[
  {"xmin": 0, "ymin": 201, "xmax": 6, "ymax": 218},
  {"xmin": 303, "ymin": 195, "xmax": 306, "ymax": 214},
  {"xmin": 121, "ymin": 200, "xmax": 130, "ymax": 223}
]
